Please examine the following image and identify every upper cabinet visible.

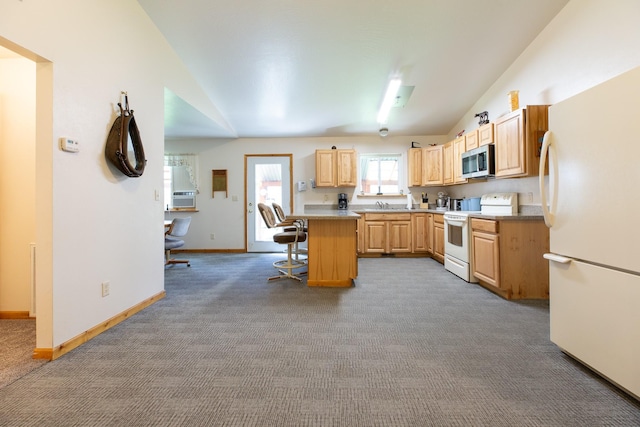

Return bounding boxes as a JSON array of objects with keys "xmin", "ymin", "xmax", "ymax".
[
  {"xmin": 478, "ymin": 123, "xmax": 494, "ymax": 147},
  {"xmin": 465, "ymin": 129, "xmax": 479, "ymax": 151},
  {"xmin": 452, "ymin": 136, "xmax": 468, "ymax": 184},
  {"xmin": 407, "ymin": 148, "xmax": 423, "ymax": 187},
  {"xmin": 407, "ymin": 145, "xmax": 444, "ymax": 187},
  {"xmin": 494, "ymin": 105, "xmax": 549, "ymax": 178},
  {"xmin": 442, "ymin": 141, "xmax": 454, "ymax": 185},
  {"xmin": 315, "ymin": 149, "xmax": 357, "ymax": 187},
  {"xmin": 423, "ymin": 145, "xmax": 444, "ymax": 186}
]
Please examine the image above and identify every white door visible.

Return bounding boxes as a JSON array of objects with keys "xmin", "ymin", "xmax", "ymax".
[{"xmin": 246, "ymin": 155, "xmax": 292, "ymax": 252}]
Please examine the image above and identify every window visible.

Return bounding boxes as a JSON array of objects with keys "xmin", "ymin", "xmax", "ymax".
[
  {"xmin": 164, "ymin": 154, "xmax": 199, "ymax": 209},
  {"xmin": 359, "ymin": 153, "xmax": 403, "ymax": 195}
]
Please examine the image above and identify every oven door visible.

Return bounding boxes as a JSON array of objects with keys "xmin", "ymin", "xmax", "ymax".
[{"xmin": 444, "ymin": 214, "xmax": 469, "ymax": 263}]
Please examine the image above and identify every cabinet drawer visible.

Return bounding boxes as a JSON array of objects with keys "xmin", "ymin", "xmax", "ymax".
[
  {"xmin": 365, "ymin": 213, "xmax": 411, "ymax": 221},
  {"xmin": 434, "ymin": 214, "xmax": 444, "ymax": 225},
  {"xmin": 471, "ymin": 218, "xmax": 498, "ymax": 233}
]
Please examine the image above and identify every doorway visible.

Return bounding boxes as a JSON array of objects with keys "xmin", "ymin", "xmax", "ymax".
[{"xmin": 245, "ymin": 155, "xmax": 293, "ymax": 252}]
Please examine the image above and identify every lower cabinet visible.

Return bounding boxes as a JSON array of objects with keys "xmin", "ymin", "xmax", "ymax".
[
  {"xmin": 432, "ymin": 214, "xmax": 445, "ymax": 264},
  {"xmin": 411, "ymin": 212, "xmax": 429, "ymax": 253},
  {"xmin": 471, "ymin": 218, "xmax": 549, "ymax": 299},
  {"xmin": 362, "ymin": 213, "xmax": 412, "ymax": 254}
]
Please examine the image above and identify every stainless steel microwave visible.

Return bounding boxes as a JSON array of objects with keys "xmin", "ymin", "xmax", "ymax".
[{"xmin": 461, "ymin": 144, "xmax": 495, "ymax": 179}]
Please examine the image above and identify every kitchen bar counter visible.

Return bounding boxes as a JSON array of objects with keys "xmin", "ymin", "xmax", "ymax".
[{"xmin": 289, "ymin": 209, "xmax": 360, "ymax": 287}]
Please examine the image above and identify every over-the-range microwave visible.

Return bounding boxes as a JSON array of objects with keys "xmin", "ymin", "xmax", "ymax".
[{"xmin": 461, "ymin": 144, "xmax": 495, "ymax": 179}]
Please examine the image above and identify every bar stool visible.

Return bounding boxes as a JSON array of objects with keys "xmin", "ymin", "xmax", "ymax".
[
  {"xmin": 257, "ymin": 203, "xmax": 307, "ymax": 281},
  {"xmin": 272, "ymin": 202, "xmax": 308, "ymax": 261}
]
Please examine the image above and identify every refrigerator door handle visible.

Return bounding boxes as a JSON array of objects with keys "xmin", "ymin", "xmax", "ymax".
[
  {"xmin": 543, "ymin": 253, "xmax": 572, "ymax": 264},
  {"xmin": 539, "ymin": 131, "xmax": 557, "ymax": 228}
]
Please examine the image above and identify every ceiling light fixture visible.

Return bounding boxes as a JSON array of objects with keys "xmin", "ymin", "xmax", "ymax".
[
  {"xmin": 376, "ymin": 78, "xmax": 402, "ymax": 125},
  {"xmin": 379, "ymin": 128, "xmax": 389, "ymax": 137}
]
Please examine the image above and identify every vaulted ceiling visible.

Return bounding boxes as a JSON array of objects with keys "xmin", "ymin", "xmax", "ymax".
[{"xmin": 140, "ymin": 0, "xmax": 568, "ymax": 139}]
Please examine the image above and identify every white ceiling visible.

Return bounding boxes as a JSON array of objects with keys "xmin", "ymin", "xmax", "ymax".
[{"xmin": 145, "ymin": 1, "xmax": 568, "ymax": 139}]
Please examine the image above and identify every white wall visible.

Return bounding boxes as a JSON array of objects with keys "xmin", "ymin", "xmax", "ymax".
[
  {"xmin": 444, "ymin": 0, "xmax": 640, "ymax": 203},
  {"xmin": 0, "ymin": 0, "xmax": 219, "ymax": 349},
  {"xmin": 165, "ymin": 135, "xmax": 447, "ymax": 250},
  {"xmin": 0, "ymin": 56, "xmax": 36, "ymax": 312}
]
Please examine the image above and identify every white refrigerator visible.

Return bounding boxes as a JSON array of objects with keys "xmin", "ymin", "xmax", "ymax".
[{"xmin": 540, "ymin": 66, "xmax": 640, "ymax": 400}]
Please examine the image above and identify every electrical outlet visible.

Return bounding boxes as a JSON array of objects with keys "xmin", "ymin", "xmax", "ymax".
[
  {"xmin": 210, "ymin": 233, "xmax": 215, "ymax": 240},
  {"xmin": 101, "ymin": 281, "xmax": 110, "ymax": 297},
  {"xmin": 527, "ymin": 192, "xmax": 533, "ymax": 203},
  {"xmin": 323, "ymin": 194, "xmax": 329, "ymax": 202}
]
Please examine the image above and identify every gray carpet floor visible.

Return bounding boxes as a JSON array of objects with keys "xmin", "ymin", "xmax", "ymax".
[
  {"xmin": 0, "ymin": 319, "xmax": 47, "ymax": 388},
  {"xmin": 0, "ymin": 253, "xmax": 638, "ymax": 426}
]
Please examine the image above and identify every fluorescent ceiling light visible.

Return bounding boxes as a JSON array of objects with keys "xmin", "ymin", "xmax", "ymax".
[{"xmin": 377, "ymin": 78, "xmax": 402, "ymax": 124}]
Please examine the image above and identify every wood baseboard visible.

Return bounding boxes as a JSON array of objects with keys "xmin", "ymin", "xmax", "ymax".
[
  {"xmin": 0, "ymin": 311, "xmax": 32, "ymax": 319},
  {"xmin": 173, "ymin": 248, "xmax": 245, "ymax": 254},
  {"xmin": 32, "ymin": 291, "xmax": 166, "ymax": 360}
]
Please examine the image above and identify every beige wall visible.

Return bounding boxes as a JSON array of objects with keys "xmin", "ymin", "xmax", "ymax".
[{"xmin": 0, "ymin": 56, "xmax": 36, "ymax": 313}]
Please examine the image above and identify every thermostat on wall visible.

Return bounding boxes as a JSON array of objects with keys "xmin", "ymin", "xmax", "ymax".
[{"xmin": 59, "ymin": 137, "xmax": 79, "ymax": 153}]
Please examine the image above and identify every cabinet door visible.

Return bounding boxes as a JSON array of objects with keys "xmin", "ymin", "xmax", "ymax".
[
  {"xmin": 336, "ymin": 149, "xmax": 357, "ymax": 187},
  {"xmin": 407, "ymin": 148, "xmax": 423, "ymax": 187},
  {"xmin": 442, "ymin": 141, "xmax": 454, "ymax": 185},
  {"xmin": 363, "ymin": 221, "xmax": 386, "ymax": 253},
  {"xmin": 423, "ymin": 145, "xmax": 443, "ymax": 186},
  {"xmin": 433, "ymin": 223, "xmax": 445, "ymax": 263},
  {"xmin": 389, "ymin": 221, "xmax": 412, "ymax": 253},
  {"xmin": 356, "ymin": 216, "xmax": 364, "ymax": 254},
  {"xmin": 426, "ymin": 213, "xmax": 434, "ymax": 254},
  {"xmin": 412, "ymin": 213, "xmax": 429, "ymax": 253},
  {"xmin": 472, "ymin": 230, "xmax": 500, "ymax": 288},
  {"xmin": 315, "ymin": 150, "xmax": 336, "ymax": 187},
  {"xmin": 465, "ymin": 130, "xmax": 478, "ymax": 151},
  {"xmin": 478, "ymin": 123, "xmax": 494, "ymax": 146},
  {"xmin": 495, "ymin": 109, "xmax": 526, "ymax": 177},
  {"xmin": 453, "ymin": 137, "xmax": 467, "ymax": 184}
]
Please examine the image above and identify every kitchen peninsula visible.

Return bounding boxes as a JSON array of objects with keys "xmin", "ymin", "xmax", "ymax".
[{"xmin": 288, "ymin": 209, "xmax": 360, "ymax": 287}]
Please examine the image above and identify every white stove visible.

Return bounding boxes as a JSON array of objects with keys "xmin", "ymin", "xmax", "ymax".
[{"xmin": 443, "ymin": 210, "xmax": 480, "ymax": 282}]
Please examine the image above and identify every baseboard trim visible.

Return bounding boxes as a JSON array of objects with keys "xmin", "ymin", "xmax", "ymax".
[
  {"xmin": 0, "ymin": 311, "xmax": 32, "ymax": 319},
  {"xmin": 173, "ymin": 249, "xmax": 245, "ymax": 254},
  {"xmin": 32, "ymin": 290, "xmax": 166, "ymax": 360}
]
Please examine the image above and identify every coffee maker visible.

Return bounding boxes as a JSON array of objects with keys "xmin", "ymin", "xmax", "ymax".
[{"xmin": 338, "ymin": 193, "xmax": 348, "ymax": 210}]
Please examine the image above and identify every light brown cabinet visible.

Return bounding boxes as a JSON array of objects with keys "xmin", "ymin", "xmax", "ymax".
[
  {"xmin": 407, "ymin": 145, "xmax": 445, "ymax": 187},
  {"xmin": 432, "ymin": 214, "xmax": 445, "ymax": 264},
  {"xmin": 423, "ymin": 145, "xmax": 444, "ymax": 186},
  {"xmin": 465, "ymin": 129, "xmax": 479, "ymax": 151},
  {"xmin": 361, "ymin": 212, "xmax": 412, "ymax": 254},
  {"xmin": 471, "ymin": 218, "xmax": 549, "ymax": 300},
  {"xmin": 407, "ymin": 148, "xmax": 423, "ymax": 187},
  {"xmin": 453, "ymin": 136, "xmax": 467, "ymax": 184},
  {"xmin": 494, "ymin": 105, "xmax": 549, "ymax": 178},
  {"xmin": 411, "ymin": 212, "xmax": 429, "ymax": 253},
  {"xmin": 478, "ymin": 123, "xmax": 494, "ymax": 147},
  {"xmin": 442, "ymin": 141, "xmax": 454, "ymax": 185},
  {"xmin": 315, "ymin": 149, "xmax": 357, "ymax": 187}
]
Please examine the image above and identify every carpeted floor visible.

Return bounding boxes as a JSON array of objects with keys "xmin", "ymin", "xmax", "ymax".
[
  {"xmin": 0, "ymin": 253, "xmax": 638, "ymax": 426},
  {"xmin": 0, "ymin": 319, "xmax": 47, "ymax": 389}
]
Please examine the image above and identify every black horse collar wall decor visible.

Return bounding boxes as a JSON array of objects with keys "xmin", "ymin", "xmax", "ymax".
[{"xmin": 105, "ymin": 91, "xmax": 146, "ymax": 177}]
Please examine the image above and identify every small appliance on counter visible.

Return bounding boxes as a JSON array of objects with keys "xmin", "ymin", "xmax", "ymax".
[
  {"xmin": 449, "ymin": 198, "xmax": 463, "ymax": 211},
  {"xmin": 436, "ymin": 192, "xmax": 449, "ymax": 211},
  {"xmin": 480, "ymin": 193, "xmax": 518, "ymax": 215},
  {"xmin": 338, "ymin": 193, "xmax": 348, "ymax": 210}
]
